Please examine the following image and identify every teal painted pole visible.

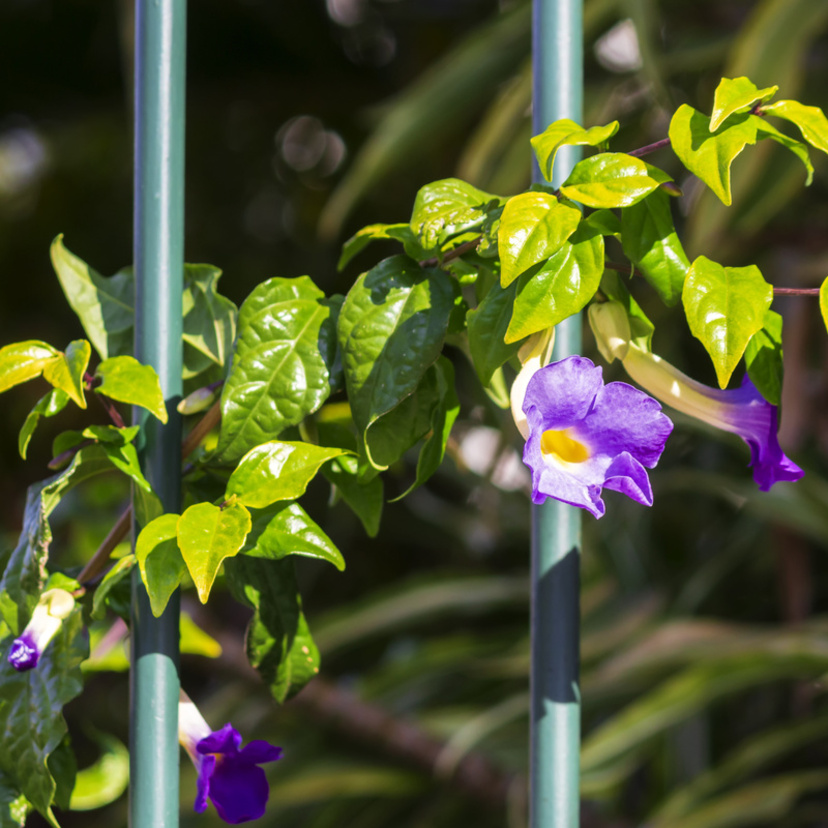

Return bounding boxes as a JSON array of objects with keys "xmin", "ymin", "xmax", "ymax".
[
  {"xmin": 530, "ymin": 1, "xmax": 583, "ymax": 827},
  {"xmin": 130, "ymin": 0, "xmax": 186, "ymax": 826}
]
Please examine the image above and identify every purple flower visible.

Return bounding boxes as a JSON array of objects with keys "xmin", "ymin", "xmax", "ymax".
[
  {"xmin": 6, "ymin": 588, "xmax": 75, "ymax": 672},
  {"xmin": 522, "ymin": 356, "xmax": 673, "ymax": 518},
  {"xmin": 180, "ymin": 699, "xmax": 283, "ymax": 824},
  {"xmin": 621, "ymin": 346, "xmax": 803, "ymax": 491}
]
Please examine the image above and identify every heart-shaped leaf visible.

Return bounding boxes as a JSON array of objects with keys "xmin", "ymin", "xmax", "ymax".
[
  {"xmin": 764, "ymin": 99, "xmax": 828, "ymax": 155},
  {"xmin": 710, "ymin": 76, "xmax": 778, "ymax": 131},
  {"xmin": 531, "ymin": 118, "xmax": 619, "ymax": 182},
  {"xmin": 135, "ymin": 514, "xmax": 187, "ymax": 617},
  {"xmin": 94, "ymin": 356, "xmax": 167, "ymax": 423}
]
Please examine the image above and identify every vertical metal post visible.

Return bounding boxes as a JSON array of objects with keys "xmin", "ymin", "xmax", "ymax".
[
  {"xmin": 130, "ymin": 1, "xmax": 186, "ymax": 826},
  {"xmin": 530, "ymin": 1, "xmax": 583, "ymax": 827}
]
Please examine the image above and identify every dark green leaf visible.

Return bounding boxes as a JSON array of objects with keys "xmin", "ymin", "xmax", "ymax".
[
  {"xmin": 745, "ymin": 309, "xmax": 784, "ymax": 405},
  {"xmin": 243, "ymin": 502, "xmax": 345, "ymax": 570},
  {"xmin": 506, "ymin": 224, "xmax": 604, "ymax": 342},
  {"xmin": 668, "ymin": 106, "xmax": 758, "ymax": 205},
  {"xmin": 498, "ymin": 192, "xmax": 581, "ymax": 287},
  {"xmin": 225, "ymin": 556, "xmax": 320, "ymax": 703},
  {"xmin": 530, "ymin": 118, "xmax": 619, "ymax": 182},
  {"xmin": 0, "ymin": 768, "xmax": 27, "ymax": 827},
  {"xmin": 710, "ymin": 76, "xmax": 778, "ymax": 131},
  {"xmin": 91, "ymin": 555, "xmax": 135, "ymax": 621},
  {"xmin": 338, "ymin": 256, "xmax": 454, "ymax": 462},
  {"xmin": 621, "ymin": 188, "xmax": 690, "ymax": 306},
  {"xmin": 322, "ymin": 455, "xmax": 383, "ymax": 537},
  {"xmin": 46, "ymin": 734, "xmax": 76, "ymax": 811},
  {"xmin": 50, "ymin": 235, "xmax": 134, "ymax": 361},
  {"xmin": 560, "ymin": 153, "xmax": 672, "ymax": 208},
  {"xmin": 135, "ymin": 515, "xmax": 187, "ymax": 616},
  {"xmin": 682, "ymin": 256, "xmax": 772, "ymax": 387},
  {"xmin": 94, "ymin": 355, "xmax": 168, "ymax": 423},
  {"xmin": 18, "ymin": 390, "xmax": 70, "ymax": 460},
  {"xmin": 216, "ymin": 276, "xmax": 339, "ymax": 462},
  {"xmin": 467, "ymin": 279, "xmax": 523, "ymax": 386},
  {"xmin": 177, "ymin": 502, "xmax": 252, "ymax": 603}
]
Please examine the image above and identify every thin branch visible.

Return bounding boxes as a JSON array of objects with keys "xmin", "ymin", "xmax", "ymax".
[
  {"xmin": 420, "ymin": 236, "xmax": 482, "ymax": 268},
  {"xmin": 626, "ymin": 136, "xmax": 671, "ymax": 158},
  {"xmin": 773, "ymin": 287, "xmax": 821, "ymax": 296},
  {"xmin": 181, "ymin": 399, "xmax": 221, "ymax": 458}
]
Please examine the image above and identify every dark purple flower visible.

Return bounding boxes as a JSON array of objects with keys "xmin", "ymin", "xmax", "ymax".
[
  {"xmin": 180, "ymin": 701, "xmax": 283, "ymax": 824},
  {"xmin": 522, "ymin": 356, "xmax": 673, "ymax": 518},
  {"xmin": 6, "ymin": 588, "xmax": 75, "ymax": 672}
]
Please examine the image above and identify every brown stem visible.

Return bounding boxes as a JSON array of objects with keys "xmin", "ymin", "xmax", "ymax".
[
  {"xmin": 181, "ymin": 399, "xmax": 222, "ymax": 458},
  {"xmin": 420, "ymin": 236, "xmax": 482, "ymax": 269},
  {"xmin": 604, "ymin": 260, "xmax": 638, "ymax": 276},
  {"xmin": 48, "ymin": 438, "xmax": 95, "ymax": 470},
  {"xmin": 626, "ymin": 136, "xmax": 671, "ymax": 158},
  {"xmin": 773, "ymin": 287, "xmax": 821, "ymax": 296}
]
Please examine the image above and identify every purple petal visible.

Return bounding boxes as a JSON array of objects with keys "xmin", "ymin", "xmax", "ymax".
[
  {"xmin": 7, "ymin": 634, "xmax": 39, "ymax": 672},
  {"xmin": 237, "ymin": 740, "xmax": 284, "ymax": 765},
  {"xmin": 194, "ymin": 753, "xmax": 216, "ymax": 813},
  {"xmin": 602, "ymin": 452, "xmax": 654, "ymax": 507},
  {"xmin": 209, "ymin": 760, "xmax": 271, "ymax": 824},
  {"xmin": 523, "ymin": 356, "xmax": 603, "ymax": 430},
  {"xmin": 197, "ymin": 724, "xmax": 242, "ymax": 756}
]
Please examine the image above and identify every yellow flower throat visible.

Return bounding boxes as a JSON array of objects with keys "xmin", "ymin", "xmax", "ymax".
[{"xmin": 540, "ymin": 429, "xmax": 591, "ymax": 464}]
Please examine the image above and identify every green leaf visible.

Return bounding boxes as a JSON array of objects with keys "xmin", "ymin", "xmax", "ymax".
[
  {"xmin": 763, "ymin": 99, "xmax": 828, "ymax": 155},
  {"xmin": 621, "ymin": 188, "xmax": 690, "ymax": 306},
  {"xmin": 322, "ymin": 455, "xmax": 383, "ymax": 537},
  {"xmin": 821, "ymin": 275, "xmax": 828, "ymax": 334},
  {"xmin": 68, "ymin": 731, "xmax": 128, "ymax": 811},
  {"xmin": 506, "ymin": 224, "xmax": 604, "ymax": 343},
  {"xmin": 225, "ymin": 556, "xmax": 319, "ymax": 703},
  {"xmin": 582, "ymin": 208, "xmax": 622, "ymax": 238},
  {"xmin": 467, "ymin": 280, "xmax": 522, "ymax": 386},
  {"xmin": 682, "ymin": 256, "xmax": 773, "ymax": 388},
  {"xmin": 182, "ymin": 264, "xmax": 238, "ymax": 377},
  {"xmin": 497, "ymin": 192, "xmax": 582, "ymax": 287},
  {"xmin": 215, "ymin": 276, "xmax": 340, "ymax": 462},
  {"xmin": 94, "ymin": 355, "xmax": 168, "ymax": 423},
  {"xmin": 0, "ymin": 341, "xmax": 60, "ymax": 395},
  {"xmin": 754, "ymin": 117, "xmax": 814, "ymax": 184},
  {"xmin": 135, "ymin": 515, "xmax": 187, "ymax": 616},
  {"xmin": 243, "ymin": 502, "xmax": 345, "ymax": 570},
  {"xmin": 78, "ymin": 427, "xmax": 151, "ymax": 492},
  {"xmin": 338, "ymin": 256, "xmax": 455, "ymax": 454},
  {"xmin": 710, "ymin": 76, "xmax": 778, "ymax": 131},
  {"xmin": 18, "ymin": 390, "xmax": 70, "ymax": 460},
  {"xmin": 50, "ymin": 235, "xmax": 134, "ymax": 361},
  {"xmin": 180, "ymin": 611, "xmax": 223, "ymax": 658},
  {"xmin": 410, "ymin": 178, "xmax": 501, "ymax": 251},
  {"xmin": 46, "ymin": 736, "xmax": 75, "ymax": 812},
  {"xmin": 338, "ymin": 223, "xmax": 419, "ymax": 270},
  {"xmin": 0, "ymin": 605, "xmax": 87, "ymax": 823},
  {"xmin": 559, "ymin": 153, "xmax": 672, "ymax": 208},
  {"xmin": 0, "ymin": 768, "xmax": 27, "ymax": 827},
  {"xmin": 745, "ymin": 309, "xmax": 784, "ymax": 405},
  {"xmin": 668, "ymin": 106, "xmax": 758, "ymax": 205},
  {"xmin": 177, "ymin": 502, "xmax": 252, "ymax": 603},
  {"xmin": 41, "ymin": 339, "xmax": 90, "ymax": 408},
  {"xmin": 393, "ymin": 356, "xmax": 460, "ymax": 500},
  {"xmin": 530, "ymin": 118, "xmax": 619, "ymax": 182},
  {"xmin": 226, "ymin": 441, "xmax": 347, "ymax": 509},
  {"xmin": 91, "ymin": 555, "xmax": 135, "ymax": 621}
]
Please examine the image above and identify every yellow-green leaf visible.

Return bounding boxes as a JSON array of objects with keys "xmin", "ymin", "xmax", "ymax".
[
  {"xmin": 560, "ymin": 153, "xmax": 671, "ymax": 208},
  {"xmin": 530, "ymin": 118, "xmax": 619, "ymax": 182},
  {"xmin": 177, "ymin": 502, "xmax": 252, "ymax": 603},
  {"xmin": 710, "ymin": 76, "xmax": 778, "ymax": 131},
  {"xmin": 820, "ymin": 275, "xmax": 828, "ymax": 334},
  {"xmin": 135, "ymin": 514, "xmax": 186, "ymax": 617},
  {"xmin": 94, "ymin": 355, "xmax": 168, "ymax": 423},
  {"xmin": 764, "ymin": 99, "xmax": 828, "ymax": 155},
  {"xmin": 0, "ymin": 340, "xmax": 60, "ymax": 395}
]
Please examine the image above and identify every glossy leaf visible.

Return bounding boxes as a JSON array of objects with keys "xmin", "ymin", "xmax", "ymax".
[
  {"xmin": 497, "ymin": 192, "xmax": 581, "ymax": 287},
  {"xmin": 94, "ymin": 355, "xmax": 167, "ymax": 423},
  {"xmin": 226, "ymin": 441, "xmax": 347, "ymax": 509},
  {"xmin": 467, "ymin": 280, "xmax": 522, "ymax": 385},
  {"xmin": 338, "ymin": 255, "xmax": 454, "ymax": 451},
  {"xmin": 745, "ymin": 309, "xmax": 784, "ymax": 405},
  {"xmin": 225, "ymin": 556, "xmax": 320, "ymax": 703},
  {"xmin": 40, "ymin": 339, "xmax": 89, "ymax": 408},
  {"xmin": 763, "ymin": 98, "xmax": 828, "ymax": 155},
  {"xmin": 410, "ymin": 178, "xmax": 501, "ymax": 251},
  {"xmin": 177, "ymin": 501, "xmax": 252, "ymax": 603},
  {"xmin": 18, "ymin": 390, "xmax": 69, "ymax": 460},
  {"xmin": 559, "ymin": 153, "xmax": 671, "ymax": 208},
  {"xmin": 50, "ymin": 235, "xmax": 134, "ymax": 361},
  {"xmin": 182, "ymin": 264, "xmax": 238, "ymax": 377},
  {"xmin": 0, "ymin": 341, "xmax": 59, "ymax": 396},
  {"xmin": 530, "ymin": 118, "xmax": 619, "ymax": 182},
  {"xmin": 682, "ymin": 256, "xmax": 772, "ymax": 387},
  {"xmin": 506, "ymin": 224, "xmax": 604, "ymax": 342},
  {"xmin": 0, "ymin": 604, "xmax": 86, "ymax": 824},
  {"xmin": 243, "ymin": 501, "xmax": 345, "ymax": 571},
  {"xmin": 135, "ymin": 514, "xmax": 187, "ymax": 617},
  {"xmin": 216, "ymin": 276, "xmax": 339, "ymax": 462},
  {"xmin": 621, "ymin": 188, "xmax": 689, "ymax": 306},
  {"xmin": 322, "ymin": 455, "xmax": 383, "ymax": 537},
  {"xmin": 669, "ymin": 106, "xmax": 758, "ymax": 205},
  {"xmin": 710, "ymin": 76, "xmax": 778, "ymax": 131},
  {"xmin": 338, "ymin": 223, "xmax": 423, "ymax": 270}
]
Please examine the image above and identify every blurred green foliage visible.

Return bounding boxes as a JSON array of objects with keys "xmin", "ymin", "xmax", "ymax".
[{"xmin": 4, "ymin": 0, "xmax": 828, "ymax": 826}]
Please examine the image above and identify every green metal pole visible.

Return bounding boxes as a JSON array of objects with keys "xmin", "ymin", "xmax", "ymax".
[
  {"xmin": 130, "ymin": 0, "xmax": 186, "ymax": 826},
  {"xmin": 530, "ymin": 1, "xmax": 583, "ymax": 827}
]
